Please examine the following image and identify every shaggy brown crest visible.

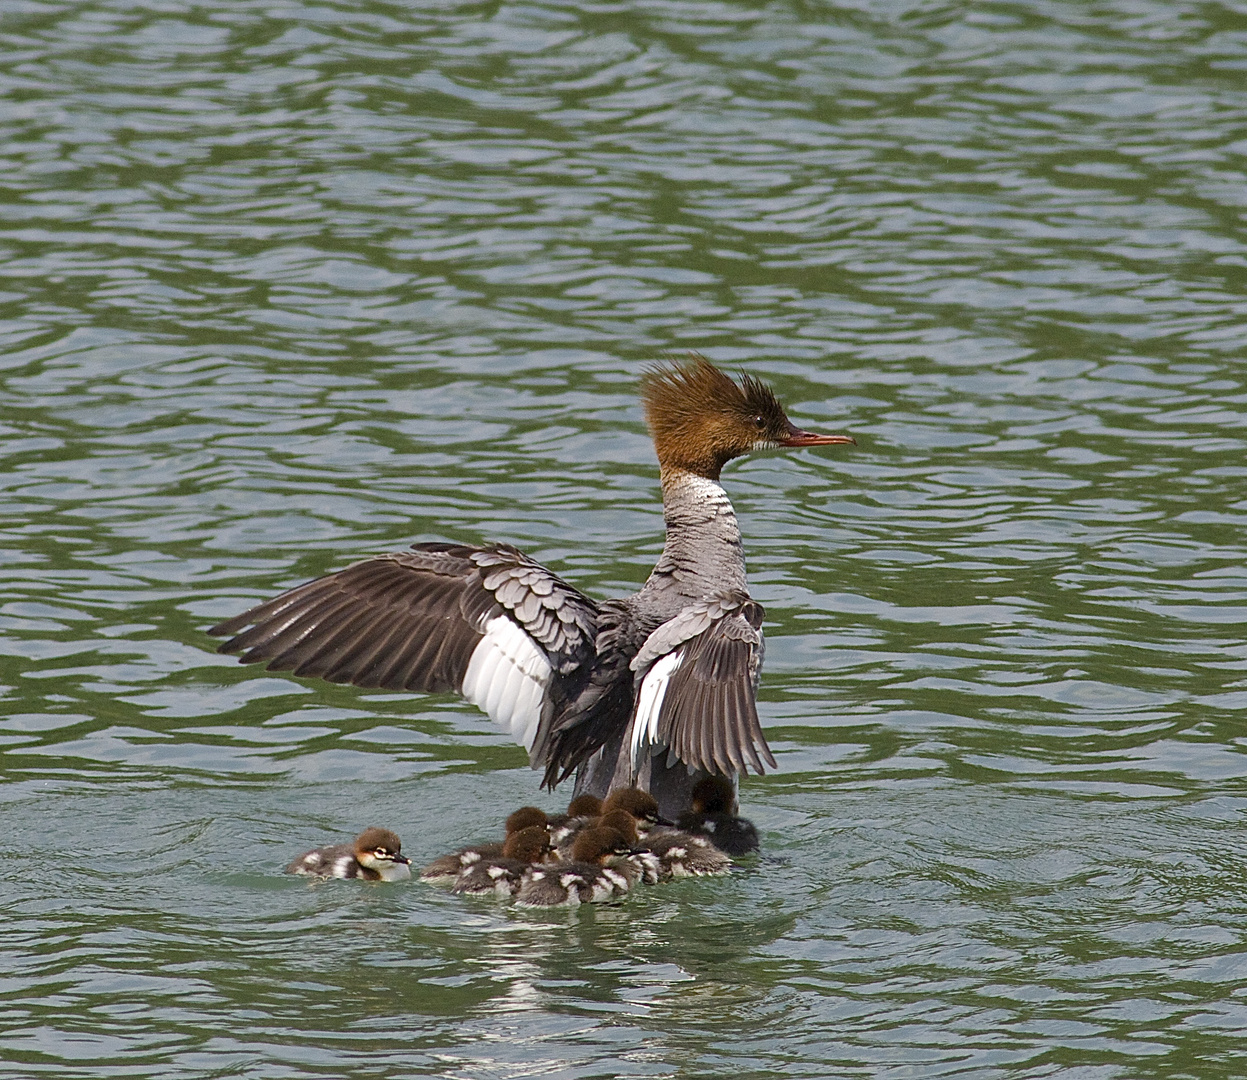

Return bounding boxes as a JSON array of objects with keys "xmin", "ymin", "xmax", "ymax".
[
  {"xmin": 641, "ymin": 354, "xmax": 851, "ymax": 479},
  {"xmin": 641, "ymin": 355, "xmax": 781, "ymax": 479}
]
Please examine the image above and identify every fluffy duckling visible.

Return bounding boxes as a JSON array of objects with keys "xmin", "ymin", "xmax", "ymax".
[
  {"xmin": 601, "ymin": 787, "xmax": 668, "ymax": 835},
  {"xmin": 596, "ymin": 809, "xmax": 662, "ymax": 886},
  {"xmin": 286, "ymin": 827, "xmax": 411, "ymax": 882},
  {"xmin": 452, "ymin": 826, "xmax": 553, "ymax": 897},
  {"xmin": 603, "ymin": 788, "xmax": 733, "ymax": 880},
  {"xmin": 641, "ymin": 827, "xmax": 733, "ymax": 880},
  {"xmin": 676, "ymin": 775, "xmax": 759, "ymax": 855},
  {"xmin": 547, "ymin": 793, "xmax": 605, "ymax": 850},
  {"xmin": 420, "ymin": 806, "xmax": 549, "ymax": 885},
  {"xmin": 549, "ymin": 805, "xmax": 661, "ymax": 884},
  {"xmin": 514, "ymin": 826, "xmax": 634, "ymax": 907}
]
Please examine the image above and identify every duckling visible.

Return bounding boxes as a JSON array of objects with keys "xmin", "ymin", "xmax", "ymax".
[
  {"xmin": 600, "ymin": 787, "xmax": 668, "ymax": 835},
  {"xmin": 420, "ymin": 805, "xmax": 549, "ymax": 885},
  {"xmin": 602, "ymin": 787, "xmax": 732, "ymax": 880},
  {"xmin": 452, "ymin": 826, "xmax": 553, "ymax": 897},
  {"xmin": 641, "ymin": 826, "xmax": 733, "ymax": 880},
  {"xmin": 514, "ymin": 826, "xmax": 634, "ymax": 907},
  {"xmin": 286, "ymin": 827, "xmax": 411, "ymax": 882},
  {"xmin": 676, "ymin": 774, "xmax": 759, "ymax": 855},
  {"xmin": 549, "ymin": 805, "xmax": 662, "ymax": 883},
  {"xmin": 547, "ymin": 793, "xmax": 605, "ymax": 849},
  {"xmin": 596, "ymin": 808, "xmax": 662, "ymax": 886}
]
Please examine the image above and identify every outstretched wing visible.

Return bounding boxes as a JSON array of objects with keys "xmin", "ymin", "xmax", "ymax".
[
  {"xmin": 209, "ymin": 542, "xmax": 598, "ymax": 758},
  {"xmin": 629, "ymin": 591, "xmax": 774, "ymax": 775}
]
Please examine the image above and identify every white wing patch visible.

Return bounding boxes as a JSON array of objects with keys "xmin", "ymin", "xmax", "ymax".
[
  {"xmin": 631, "ymin": 650, "xmax": 683, "ymax": 768},
  {"xmin": 461, "ymin": 615, "xmax": 552, "ymax": 751}
]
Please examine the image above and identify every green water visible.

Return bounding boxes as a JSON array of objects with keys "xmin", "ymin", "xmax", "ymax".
[{"xmin": 3, "ymin": 1, "xmax": 1246, "ymax": 1076}]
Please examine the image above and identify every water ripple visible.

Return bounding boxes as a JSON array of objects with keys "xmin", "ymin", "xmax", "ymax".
[{"xmin": 3, "ymin": 0, "xmax": 1247, "ymax": 1076}]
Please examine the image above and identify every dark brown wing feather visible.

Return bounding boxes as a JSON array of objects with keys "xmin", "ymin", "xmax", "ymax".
[
  {"xmin": 537, "ymin": 601, "xmax": 640, "ymax": 789},
  {"xmin": 210, "ymin": 542, "xmax": 599, "ymax": 706},
  {"xmin": 651, "ymin": 599, "xmax": 775, "ymax": 776}
]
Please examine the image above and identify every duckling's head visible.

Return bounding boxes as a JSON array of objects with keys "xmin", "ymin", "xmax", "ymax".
[
  {"xmin": 689, "ymin": 774, "xmax": 737, "ymax": 816},
  {"xmin": 597, "ymin": 808, "xmax": 640, "ymax": 845},
  {"xmin": 505, "ymin": 806, "xmax": 549, "ymax": 834},
  {"xmin": 565, "ymin": 793, "xmax": 604, "ymax": 818},
  {"xmin": 353, "ymin": 827, "xmax": 409, "ymax": 870},
  {"xmin": 570, "ymin": 826, "xmax": 633, "ymax": 865},
  {"xmin": 602, "ymin": 787, "xmax": 664, "ymax": 827},
  {"xmin": 502, "ymin": 825, "xmax": 552, "ymax": 864}
]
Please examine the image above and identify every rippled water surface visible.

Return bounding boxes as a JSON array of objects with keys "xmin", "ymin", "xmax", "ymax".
[{"xmin": 3, "ymin": 1, "xmax": 1247, "ymax": 1077}]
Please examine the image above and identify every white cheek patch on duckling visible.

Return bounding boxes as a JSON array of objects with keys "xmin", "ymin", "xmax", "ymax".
[
  {"xmin": 631, "ymin": 650, "xmax": 683, "ymax": 767},
  {"xmin": 461, "ymin": 616, "xmax": 553, "ymax": 752}
]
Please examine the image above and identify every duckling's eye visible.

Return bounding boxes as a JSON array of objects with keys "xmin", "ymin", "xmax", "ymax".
[{"xmin": 753, "ymin": 415, "xmax": 766, "ymax": 430}]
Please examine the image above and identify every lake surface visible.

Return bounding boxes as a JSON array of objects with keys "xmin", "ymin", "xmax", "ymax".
[{"xmin": 3, "ymin": 1, "xmax": 1246, "ymax": 1077}]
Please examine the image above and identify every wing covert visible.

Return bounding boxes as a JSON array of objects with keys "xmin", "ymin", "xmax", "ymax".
[
  {"xmin": 209, "ymin": 542, "xmax": 599, "ymax": 758},
  {"xmin": 630, "ymin": 591, "xmax": 774, "ymax": 776}
]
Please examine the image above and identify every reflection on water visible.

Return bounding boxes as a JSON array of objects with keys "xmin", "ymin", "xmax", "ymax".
[{"xmin": 2, "ymin": 0, "xmax": 1246, "ymax": 1076}]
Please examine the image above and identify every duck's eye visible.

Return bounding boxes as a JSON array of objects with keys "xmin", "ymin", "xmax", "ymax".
[{"xmin": 753, "ymin": 415, "xmax": 766, "ymax": 430}]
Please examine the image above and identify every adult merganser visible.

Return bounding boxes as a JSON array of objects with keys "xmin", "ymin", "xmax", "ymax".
[
  {"xmin": 514, "ymin": 826, "xmax": 635, "ymax": 907},
  {"xmin": 420, "ymin": 805, "xmax": 549, "ymax": 884},
  {"xmin": 285, "ymin": 827, "xmax": 411, "ymax": 881},
  {"xmin": 451, "ymin": 825, "xmax": 553, "ymax": 897},
  {"xmin": 210, "ymin": 357, "xmax": 853, "ymax": 819},
  {"xmin": 676, "ymin": 774, "xmax": 760, "ymax": 856}
]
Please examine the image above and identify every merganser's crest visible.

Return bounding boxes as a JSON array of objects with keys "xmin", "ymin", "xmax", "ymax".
[
  {"xmin": 210, "ymin": 356, "xmax": 853, "ymax": 817},
  {"xmin": 641, "ymin": 356, "xmax": 789, "ymax": 480}
]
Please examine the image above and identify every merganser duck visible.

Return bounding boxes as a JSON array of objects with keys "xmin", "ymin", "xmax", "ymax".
[
  {"xmin": 514, "ymin": 826, "xmax": 634, "ymax": 907},
  {"xmin": 285, "ymin": 827, "xmax": 411, "ymax": 881},
  {"xmin": 451, "ymin": 825, "xmax": 553, "ymax": 897},
  {"xmin": 209, "ymin": 357, "xmax": 853, "ymax": 819},
  {"xmin": 640, "ymin": 827, "xmax": 733, "ymax": 881},
  {"xmin": 601, "ymin": 787, "xmax": 669, "ymax": 834},
  {"xmin": 600, "ymin": 787, "xmax": 733, "ymax": 879},
  {"xmin": 676, "ymin": 774, "xmax": 760, "ymax": 856},
  {"xmin": 420, "ymin": 805, "xmax": 548, "ymax": 884},
  {"xmin": 596, "ymin": 808, "xmax": 662, "ymax": 885},
  {"xmin": 546, "ymin": 793, "xmax": 604, "ymax": 845}
]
